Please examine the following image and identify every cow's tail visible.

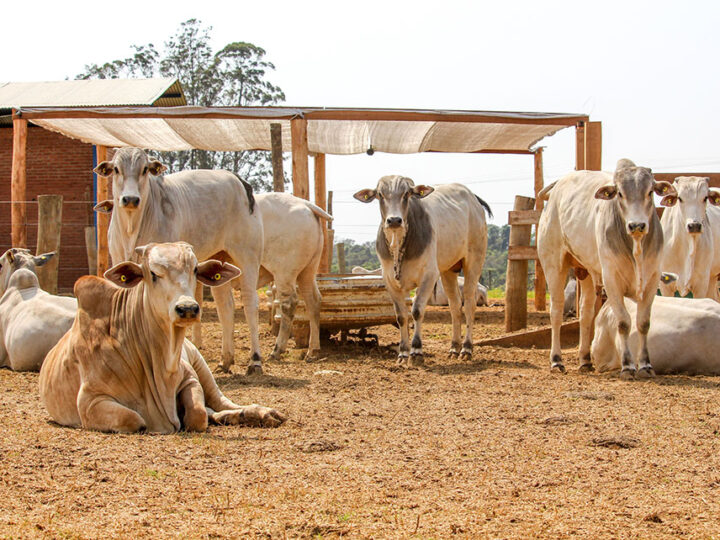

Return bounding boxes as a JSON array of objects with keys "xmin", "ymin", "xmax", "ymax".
[
  {"xmin": 232, "ymin": 173, "xmax": 255, "ymax": 214},
  {"xmin": 538, "ymin": 180, "xmax": 557, "ymax": 201},
  {"xmin": 303, "ymin": 200, "xmax": 333, "ymax": 221},
  {"xmin": 474, "ymin": 195, "xmax": 493, "ymax": 219}
]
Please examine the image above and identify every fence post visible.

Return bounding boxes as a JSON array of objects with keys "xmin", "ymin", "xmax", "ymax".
[
  {"xmin": 36, "ymin": 195, "xmax": 63, "ymax": 294},
  {"xmin": 505, "ymin": 195, "xmax": 535, "ymax": 332},
  {"xmin": 336, "ymin": 242, "xmax": 346, "ymax": 274},
  {"xmin": 270, "ymin": 123, "xmax": 284, "ymax": 193},
  {"xmin": 85, "ymin": 226, "xmax": 97, "ymax": 276}
]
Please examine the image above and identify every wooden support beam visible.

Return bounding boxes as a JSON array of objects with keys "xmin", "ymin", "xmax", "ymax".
[
  {"xmin": 36, "ymin": 195, "xmax": 63, "ymax": 294},
  {"xmin": 291, "ymin": 118, "xmax": 309, "ymax": 200},
  {"xmin": 575, "ymin": 121, "xmax": 586, "ymax": 171},
  {"xmin": 508, "ymin": 210, "xmax": 542, "ymax": 226},
  {"xmin": 95, "ymin": 145, "xmax": 110, "ymax": 276},
  {"xmin": 586, "ymin": 121, "xmax": 602, "ymax": 171},
  {"xmin": 85, "ymin": 226, "xmax": 98, "ymax": 275},
  {"xmin": 314, "ymin": 154, "xmax": 330, "ymax": 273},
  {"xmin": 11, "ymin": 116, "xmax": 28, "ymax": 248},
  {"xmin": 505, "ymin": 195, "xmax": 535, "ymax": 332},
  {"xmin": 534, "ymin": 148, "xmax": 546, "ymax": 311},
  {"xmin": 508, "ymin": 245, "xmax": 538, "ymax": 260},
  {"xmin": 478, "ymin": 320, "xmax": 579, "ymax": 349},
  {"xmin": 270, "ymin": 123, "xmax": 284, "ymax": 192},
  {"xmin": 336, "ymin": 242, "xmax": 346, "ymax": 274}
]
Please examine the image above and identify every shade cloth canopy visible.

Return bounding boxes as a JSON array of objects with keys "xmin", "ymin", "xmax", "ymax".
[{"xmin": 17, "ymin": 106, "xmax": 587, "ymax": 155}]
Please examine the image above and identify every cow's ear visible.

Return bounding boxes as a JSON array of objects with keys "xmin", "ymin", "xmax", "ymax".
[
  {"xmin": 412, "ymin": 185, "xmax": 434, "ymax": 198},
  {"xmin": 33, "ymin": 252, "xmax": 56, "ymax": 267},
  {"xmin": 94, "ymin": 161, "xmax": 115, "ymax": 177},
  {"xmin": 353, "ymin": 189, "xmax": 377, "ymax": 203},
  {"xmin": 594, "ymin": 185, "xmax": 617, "ymax": 200},
  {"xmin": 147, "ymin": 160, "xmax": 167, "ymax": 176},
  {"xmin": 197, "ymin": 260, "xmax": 242, "ymax": 287},
  {"xmin": 93, "ymin": 199, "xmax": 114, "ymax": 214},
  {"xmin": 708, "ymin": 189, "xmax": 720, "ymax": 207},
  {"xmin": 104, "ymin": 262, "xmax": 144, "ymax": 288},
  {"xmin": 660, "ymin": 194, "xmax": 678, "ymax": 207},
  {"xmin": 653, "ymin": 181, "xmax": 676, "ymax": 197}
]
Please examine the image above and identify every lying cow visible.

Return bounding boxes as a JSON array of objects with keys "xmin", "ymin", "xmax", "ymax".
[
  {"xmin": 39, "ymin": 242, "xmax": 285, "ymax": 434},
  {"xmin": 351, "ymin": 266, "xmax": 382, "ymax": 275},
  {"xmin": 592, "ymin": 295, "xmax": 720, "ymax": 375},
  {"xmin": 355, "ymin": 176, "xmax": 491, "ymax": 366},
  {"xmin": 0, "ymin": 249, "xmax": 76, "ymax": 371},
  {"xmin": 429, "ymin": 277, "xmax": 488, "ymax": 307},
  {"xmin": 658, "ymin": 176, "xmax": 720, "ymax": 299},
  {"xmin": 95, "ymin": 189, "xmax": 332, "ymax": 365},
  {"xmin": 563, "ymin": 278, "xmax": 577, "ymax": 318},
  {"xmin": 537, "ymin": 159, "xmax": 675, "ymax": 378}
]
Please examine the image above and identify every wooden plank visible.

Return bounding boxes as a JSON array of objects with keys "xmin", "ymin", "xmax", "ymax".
[
  {"xmin": 11, "ymin": 116, "xmax": 27, "ymax": 248},
  {"xmin": 586, "ymin": 121, "xmax": 602, "ymax": 171},
  {"xmin": 326, "ymin": 229, "xmax": 335, "ymax": 272},
  {"xmin": 534, "ymin": 148, "xmax": 546, "ymax": 311},
  {"xmin": 336, "ymin": 242, "xmax": 346, "ymax": 274},
  {"xmin": 505, "ymin": 196, "xmax": 535, "ymax": 332},
  {"xmin": 508, "ymin": 210, "xmax": 541, "ymax": 226},
  {"xmin": 35, "ymin": 195, "xmax": 63, "ymax": 294},
  {"xmin": 85, "ymin": 226, "xmax": 97, "ymax": 275},
  {"xmin": 315, "ymin": 154, "xmax": 329, "ymax": 273},
  {"xmin": 291, "ymin": 118, "xmax": 309, "ymax": 200},
  {"xmin": 270, "ymin": 123, "xmax": 284, "ymax": 192},
  {"xmin": 575, "ymin": 121, "xmax": 586, "ymax": 171},
  {"xmin": 478, "ymin": 320, "xmax": 579, "ymax": 349},
  {"xmin": 508, "ymin": 245, "xmax": 538, "ymax": 261},
  {"xmin": 95, "ymin": 145, "xmax": 110, "ymax": 276}
]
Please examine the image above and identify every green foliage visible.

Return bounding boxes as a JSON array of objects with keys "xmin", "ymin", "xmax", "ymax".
[
  {"xmin": 76, "ymin": 19, "xmax": 285, "ymax": 191},
  {"xmin": 331, "ymin": 239, "xmax": 379, "ymax": 273}
]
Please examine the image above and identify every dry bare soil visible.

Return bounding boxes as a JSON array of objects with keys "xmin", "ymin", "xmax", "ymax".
[{"xmin": 1, "ymin": 299, "xmax": 720, "ymax": 539}]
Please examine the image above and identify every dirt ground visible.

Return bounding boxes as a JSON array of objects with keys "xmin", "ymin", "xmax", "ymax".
[{"xmin": 1, "ymin": 297, "xmax": 720, "ymax": 539}]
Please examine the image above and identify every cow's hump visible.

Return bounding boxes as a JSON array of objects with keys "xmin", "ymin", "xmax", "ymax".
[{"xmin": 74, "ymin": 276, "xmax": 117, "ymax": 320}]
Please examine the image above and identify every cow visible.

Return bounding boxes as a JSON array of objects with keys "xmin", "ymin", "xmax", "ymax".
[
  {"xmin": 354, "ymin": 176, "xmax": 491, "ymax": 366},
  {"xmin": 658, "ymin": 176, "xmax": 720, "ymax": 299},
  {"xmin": 536, "ymin": 159, "xmax": 675, "ymax": 378},
  {"xmin": 95, "ymin": 189, "xmax": 332, "ymax": 363},
  {"xmin": 563, "ymin": 278, "xmax": 577, "ymax": 318},
  {"xmin": 592, "ymin": 295, "xmax": 720, "ymax": 375},
  {"xmin": 39, "ymin": 242, "xmax": 286, "ymax": 434},
  {"xmin": 351, "ymin": 266, "xmax": 382, "ymax": 275},
  {"xmin": 0, "ymin": 249, "xmax": 77, "ymax": 371},
  {"xmin": 93, "ymin": 147, "xmax": 264, "ymax": 375},
  {"xmin": 429, "ymin": 277, "xmax": 488, "ymax": 307}
]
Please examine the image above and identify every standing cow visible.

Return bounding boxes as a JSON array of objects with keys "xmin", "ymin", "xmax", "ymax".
[
  {"xmin": 537, "ymin": 159, "xmax": 675, "ymax": 378},
  {"xmin": 658, "ymin": 176, "xmax": 720, "ymax": 299},
  {"xmin": 354, "ymin": 176, "xmax": 491, "ymax": 366}
]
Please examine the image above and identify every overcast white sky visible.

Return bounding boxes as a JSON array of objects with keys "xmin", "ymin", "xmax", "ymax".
[{"xmin": 4, "ymin": 0, "xmax": 719, "ymax": 242}]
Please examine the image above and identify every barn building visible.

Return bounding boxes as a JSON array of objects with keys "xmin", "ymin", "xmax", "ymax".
[{"xmin": 0, "ymin": 79, "xmax": 185, "ymax": 291}]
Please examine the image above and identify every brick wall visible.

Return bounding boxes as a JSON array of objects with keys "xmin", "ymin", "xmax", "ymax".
[{"xmin": 0, "ymin": 127, "xmax": 95, "ymax": 292}]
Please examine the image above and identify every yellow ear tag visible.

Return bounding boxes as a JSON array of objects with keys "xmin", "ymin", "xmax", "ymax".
[
  {"xmin": 364, "ymin": 194, "xmax": 368, "ymax": 200},
  {"xmin": 420, "ymin": 190, "xmax": 424, "ymax": 196},
  {"xmin": 120, "ymin": 275, "xmax": 127, "ymax": 282},
  {"xmin": 214, "ymin": 273, "xmax": 222, "ymax": 281},
  {"xmin": 663, "ymin": 186, "xmax": 667, "ymax": 192}
]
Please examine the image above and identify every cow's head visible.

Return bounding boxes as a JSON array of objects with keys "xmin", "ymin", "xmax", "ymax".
[
  {"xmin": 354, "ymin": 175, "xmax": 434, "ymax": 248},
  {"xmin": 594, "ymin": 159, "xmax": 676, "ymax": 238},
  {"xmin": 104, "ymin": 242, "xmax": 240, "ymax": 328},
  {"xmin": 94, "ymin": 148, "xmax": 166, "ymax": 212},
  {"xmin": 659, "ymin": 176, "xmax": 720, "ymax": 234},
  {"xmin": 0, "ymin": 248, "xmax": 55, "ymax": 296}
]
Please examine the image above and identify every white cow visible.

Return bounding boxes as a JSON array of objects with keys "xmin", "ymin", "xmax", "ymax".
[
  {"xmin": 354, "ymin": 177, "xmax": 491, "ymax": 366},
  {"xmin": 658, "ymin": 176, "xmax": 720, "ymax": 299},
  {"xmin": 537, "ymin": 159, "xmax": 675, "ymax": 378},
  {"xmin": 592, "ymin": 296, "xmax": 720, "ymax": 375},
  {"xmin": 351, "ymin": 266, "xmax": 382, "ymax": 275},
  {"xmin": 429, "ymin": 277, "xmax": 488, "ymax": 307},
  {"xmin": 0, "ymin": 249, "xmax": 76, "ymax": 371}
]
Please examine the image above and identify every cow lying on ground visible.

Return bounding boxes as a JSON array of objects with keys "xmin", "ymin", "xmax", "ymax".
[
  {"xmin": 0, "ymin": 249, "xmax": 76, "ymax": 371},
  {"xmin": 355, "ymin": 177, "xmax": 491, "ymax": 366},
  {"xmin": 537, "ymin": 159, "xmax": 675, "ymax": 378},
  {"xmin": 658, "ymin": 176, "xmax": 720, "ymax": 300},
  {"xmin": 592, "ymin": 295, "xmax": 720, "ymax": 375},
  {"xmin": 39, "ymin": 242, "xmax": 285, "ymax": 434},
  {"xmin": 96, "ymin": 188, "xmax": 332, "ymax": 364},
  {"xmin": 563, "ymin": 278, "xmax": 577, "ymax": 318}
]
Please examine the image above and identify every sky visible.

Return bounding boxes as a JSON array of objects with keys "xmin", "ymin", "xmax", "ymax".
[{"xmin": 4, "ymin": 0, "xmax": 720, "ymax": 242}]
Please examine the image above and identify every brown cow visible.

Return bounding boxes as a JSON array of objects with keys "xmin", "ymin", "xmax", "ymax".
[{"xmin": 39, "ymin": 242, "xmax": 285, "ymax": 434}]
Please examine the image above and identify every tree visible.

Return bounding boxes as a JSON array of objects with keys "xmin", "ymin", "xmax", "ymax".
[{"xmin": 76, "ymin": 19, "xmax": 285, "ymax": 191}]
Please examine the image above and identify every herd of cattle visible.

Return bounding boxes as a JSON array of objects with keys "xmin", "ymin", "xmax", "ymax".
[{"xmin": 1, "ymin": 148, "xmax": 720, "ymax": 434}]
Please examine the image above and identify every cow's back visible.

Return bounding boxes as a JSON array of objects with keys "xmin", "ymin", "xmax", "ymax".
[{"xmin": 39, "ymin": 325, "xmax": 82, "ymax": 426}]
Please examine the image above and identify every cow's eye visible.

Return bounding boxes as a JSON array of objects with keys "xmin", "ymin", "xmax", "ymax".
[
  {"xmin": 678, "ymin": 197, "xmax": 683, "ymax": 203},
  {"xmin": 143, "ymin": 166, "xmax": 148, "ymax": 175},
  {"xmin": 704, "ymin": 196, "xmax": 709, "ymax": 202},
  {"xmin": 151, "ymin": 271, "xmax": 158, "ymax": 283},
  {"xmin": 194, "ymin": 267, "xmax": 198, "ymax": 275},
  {"xmin": 618, "ymin": 192, "xmax": 623, "ymax": 198},
  {"xmin": 114, "ymin": 167, "xmax": 119, "ymax": 174}
]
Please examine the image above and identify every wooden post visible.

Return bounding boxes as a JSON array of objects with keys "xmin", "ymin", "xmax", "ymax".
[
  {"xmin": 11, "ymin": 114, "xmax": 28, "ymax": 248},
  {"xmin": 315, "ymin": 153, "xmax": 330, "ymax": 273},
  {"xmin": 505, "ymin": 195, "xmax": 535, "ymax": 332},
  {"xmin": 85, "ymin": 226, "xmax": 97, "ymax": 275},
  {"xmin": 270, "ymin": 123, "xmax": 284, "ymax": 192},
  {"xmin": 325, "ymin": 190, "xmax": 334, "ymax": 273},
  {"xmin": 95, "ymin": 145, "xmax": 110, "ymax": 276},
  {"xmin": 575, "ymin": 121, "xmax": 586, "ymax": 171},
  {"xmin": 35, "ymin": 195, "xmax": 63, "ymax": 294},
  {"xmin": 291, "ymin": 118, "xmax": 310, "ymax": 200},
  {"xmin": 326, "ymin": 229, "xmax": 335, "ymax": 273},
  {"xmin": 586, "ymin": 121, "xmax": 602, "ymax": 171},
  {"xmin": 336, "ymin": 242, "xmax": 346, "ymax": 274},
  {"xmin": 533, "ymin": 149, "xmax": 546, "ymax": 312}
]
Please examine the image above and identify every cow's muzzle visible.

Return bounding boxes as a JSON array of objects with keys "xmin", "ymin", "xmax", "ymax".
[
  {"xmin": 687, "ymin": 221, "xmax": 702, "ymax": 234},
  {"xmin": 627, "ymin": 221, "xmax": 647, "ymax": 236},
  {"xmin": 175, "ymin": 302, "xmax": 200, "ymax": 321},
  {"xmin": 385, "ymin": 216, "xmax": 403, "ymax": 228},
  {"xmin": 121, "ymin": 196, "xmax": 141, "ymax": 209}
]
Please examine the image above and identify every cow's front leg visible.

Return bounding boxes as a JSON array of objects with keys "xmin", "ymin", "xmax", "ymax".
[
  {"xmin": 77, "ymin": 387, "xmax": 147, "ymax": 433},
  {"xmin": 212, "ymin": 282, "xmax": 237, "ymax": 372},
  {"xmin": 603, "ymin": 277, "xmax": 635, "ymax": 379},
  {"xmin": 238, "ymin": 266, "xmax": 263, "ymax": 376},
  {"xmin": 577, "ymin": 275, "xmax": 597, "ymax": 372},
  {"xmin": 386, "ymin": 283, "xmax": 411, "ymax": 367},
  {"xmin": 409, "ymin": 273, "xmax": 437, "ymax": 366},
  {"xmin": 178, "ymin": 380, "xmax": 209, "ymax": 432},
  {"xmin": 634, "ymin": 276, "xmax": 659, "ymax": 378}
]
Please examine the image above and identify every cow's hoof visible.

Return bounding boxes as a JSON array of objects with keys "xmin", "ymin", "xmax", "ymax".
[
  {"xmin": 619, "ymin": 368, "xmax": 636, "ymax": 380},
  {"xmin": 396, "ymin": 355, "xmax": 410, "ymax": 368},
  {"xmin": 637, "ymin": 366, "xmax": 656, "ymax": 379},
  {"xmin": 304, "ymin": 349, "xmax": 321, "ymax": 362},
  {"xmin": 448, "ymin": 350, "xmax": 460, "ymax": 359},
  {"xmin": 246, "ymin": 364, "xmax": 264, "ymax": 376},
  {"xmin": 578, "ymin": 363, "xmax": 595, "ymax": 373},
  {"xmin": 409, "ymin": 353, "xmax": 425, "ymax": 367},
  {"xmin": 214, "ymin": 364, "xmax": 232, "ymax": 374},
  {"xmin": 550, "ymin": 363, "xmax": 566, "ymax": 374},
  {"xmin": 459, "ymin": 351, "xmax": 472, "ymax": 362},
  {"xmin": 268, "ymin": 349, "xmax": 283, "ymax": 362}
]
